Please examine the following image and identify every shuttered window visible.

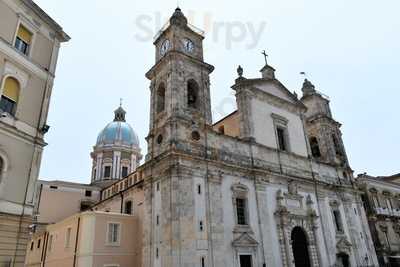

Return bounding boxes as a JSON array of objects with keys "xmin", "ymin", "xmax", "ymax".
[
  {"xmin": 0, "ymin": 77, "xmax": 20, "ymax": 115},
  {"xmin": 15, "ymin": 25, "xmax": 32, "ymax": 55}
]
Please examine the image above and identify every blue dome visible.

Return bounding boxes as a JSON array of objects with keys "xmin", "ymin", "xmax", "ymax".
[{"xmin": 96, "ymin": 121, "xmax": 139, "ymax": 147}]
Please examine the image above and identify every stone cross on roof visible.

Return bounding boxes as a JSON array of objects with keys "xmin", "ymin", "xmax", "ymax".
[{"xmin": 261, "ymin": 50, "xmax": 268, "ymax": 65}]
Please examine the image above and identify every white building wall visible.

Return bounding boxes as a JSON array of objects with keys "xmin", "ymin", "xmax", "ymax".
[{"xmin": 250, "ymin": 98, "xmax": 308, "ymax": 157}]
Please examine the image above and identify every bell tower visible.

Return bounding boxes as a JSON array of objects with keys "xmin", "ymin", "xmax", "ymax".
[
  {"xmin": 300, "ymin": 79, "xmax": 352, "ymax": 178},
  {"xmin": 145, "ymin": 8, "xmax": 214, "ymax": 160}
]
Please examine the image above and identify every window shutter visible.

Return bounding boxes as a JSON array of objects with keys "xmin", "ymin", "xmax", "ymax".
[
  {"xmin": 17, "ymin": 25, "xmax": 32, "ymax": 44},
  {"xmin": 3, "ymin": 78, "xmax": 20, "ymax": 102},
  {"xmin": 108, "ymin": 224, "xmax": 113, "ymax": 243}
]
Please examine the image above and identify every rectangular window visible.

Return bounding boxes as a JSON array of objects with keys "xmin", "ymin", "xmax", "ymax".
[
  {"xmin": 239, "ymin": 255, "xmax": 252, "ymax": 267},
  {"xmin": 85, "ymin": 190, "xmax": 92, "ymax": 197},
  {"xmin": 49, "ymin": 185, "xmax": 58, "ymax": 189},
  {"xmin": 156, "ymin": 215, "xmax": 159, "ymax": 225},
  {"xmin": 124, "ymin": 201, "xmax": 132, "ymax": 215},
  {"xmin": 156, "ymin": 182, "xmax": 160, "ymax": 191},
  {"xmin": 104, "ymin": 166, "xmax": 111, "ymax": 178},
  {"xmin": 201, "ymin": 257, "xmax": 205, "ymax": 267},
  {"xmin": 15, "ymin": 25, "xmax": 32, "ymax": 55},
  {"xmin": 65, "ymin": 228, "xmax": 72, "ymax": 248},
  {"xmin": 107, "ymin": 223, "xmax": 120, "ymax": 245},
  {"xmin": 37, "ymin": 239, "xmax": 41, "ymax": 248},
  {"xmin": 199, "ymin": 221, "xmax": 204, "ymax": 232},
  {"xmin": 198, "ymin": 184, "xmax": 202, "ymax": 195},
  {"xmin": 0, "ymin": 96, "xmax": 16, "ymax": 114},
  {"xmin": 122, "ymin": 166, "xmax": 128, "ymax": 178},
  {"xmin": 30, "ymin": 241, "xmax": 34, "ymax": 251},
  {"xmin": 333, "ymin": 210, "xmax": 343, "ymax": 233},
  {"xmin": 277, "ymin": 127, "xmax": 287, "ymax": 151},
  {"xmin": 236, "ymin": 198, "xmax": 247, "ymax": 225}
]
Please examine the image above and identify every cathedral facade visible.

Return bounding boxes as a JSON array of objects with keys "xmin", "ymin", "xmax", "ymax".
[
  {"xmin": 94, "ymin": 8, "xmax": 378, "ymax": 267},
  {"xmin": 26, "ymin": 8, "xmax": 382, "ymax": 267}
]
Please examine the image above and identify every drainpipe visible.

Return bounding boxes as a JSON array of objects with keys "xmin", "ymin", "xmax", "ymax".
[
  {"xmin": 73, "ymin": 217, "xmax": 81, "ymax": 267},
  {"xmin": 41, "ymin": 231, "xmax": 49, "ymax": 267},
  {"xmin": 120, "ymin": 192, "xmax": 124, "ymax": 213}
]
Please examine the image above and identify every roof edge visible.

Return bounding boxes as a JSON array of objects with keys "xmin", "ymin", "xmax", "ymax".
[{"xmin": 21, "ymin": 0, "xmax": 70, "ymax": 42}]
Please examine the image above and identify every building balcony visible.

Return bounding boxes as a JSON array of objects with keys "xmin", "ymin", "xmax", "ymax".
[{"xmin": 374, "ymin": 207, "xmax": 400, "ymax": 217}]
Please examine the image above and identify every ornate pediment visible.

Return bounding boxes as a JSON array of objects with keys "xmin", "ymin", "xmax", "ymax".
[
  {"xmin": 336, "ymin": 237, "xmax": 352, "ymax": 253},
  {"xmin": 232, "ymin": 233, "xmax": 259, "ymax": 248}
]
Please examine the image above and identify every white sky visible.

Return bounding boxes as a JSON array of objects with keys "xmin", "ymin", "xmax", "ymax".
[{"xmin": 37, "ymin": 0, "xmax": 400, "ymax": 183}]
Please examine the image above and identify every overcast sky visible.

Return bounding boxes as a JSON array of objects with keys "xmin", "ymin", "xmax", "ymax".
[{"xmin": 37, "ymin": 0, "xmax": 400, "ymax": 183}]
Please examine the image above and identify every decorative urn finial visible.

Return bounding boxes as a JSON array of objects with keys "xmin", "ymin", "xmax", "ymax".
[
  {"xmin": 237, "ymin": 65, "xmax": 243, "ymax": 78},
  {"xmin": 301, "ymin": 78, "xmax": 316, "ymax": 96}
]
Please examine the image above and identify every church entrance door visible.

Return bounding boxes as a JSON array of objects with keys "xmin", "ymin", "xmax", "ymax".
[
  {"xmin": 239, "ymin": 255, "xmax": 252, "ymax": 267},
  {"xmin": 291, "ymin": 227, "xmax": 311, "ymax": 267},
  {"xmin": 336, "ymin": 253, "xmax": 350, "ymax": 267}
]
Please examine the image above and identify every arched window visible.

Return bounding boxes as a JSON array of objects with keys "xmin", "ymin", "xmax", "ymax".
[
  {"xmin": 156, "ymin": 84, "xmax": 165, "ymax": 113},
  {"xmin": 309, "ymin": 137, "xmax": 321, "ymax": 158},
  {"xmin": 187, "ymin": 79, "xmax": 199, "ymax": 109},
  {"xmin": 0, "ymin": 77, "xmax": 20, "ymax": 116},
  {"xmin": 332, "ymin": 134, "xmax": 343, "ymax": 156}
]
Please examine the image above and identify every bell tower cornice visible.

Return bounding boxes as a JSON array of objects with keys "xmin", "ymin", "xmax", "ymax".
[{"xmin": 146, "ymin": 51, "xmax": 214, "ymax": 80}]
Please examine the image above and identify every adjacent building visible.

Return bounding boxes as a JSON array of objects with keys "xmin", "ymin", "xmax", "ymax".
[
  {"xmin": 0, "ymin": 0, "xmax": 69, "ymax": 266},
  {"xmin": 25, "ymin": 211, "xmax": 141, "ymax": 267},
  {"xmin": 33, "ymin": 180, "xmax": 101, "ymax": 227},
  {"xmin": 357, "ymin": 173, "xmax": 400, "ymax": 266}
]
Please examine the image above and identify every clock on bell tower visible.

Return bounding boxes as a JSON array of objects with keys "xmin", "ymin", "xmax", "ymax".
[{"xmin": 145, "ymin": 8, "xmax": 214, "ymax": 161}]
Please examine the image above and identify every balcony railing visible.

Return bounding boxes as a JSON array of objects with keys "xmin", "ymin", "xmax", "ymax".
[{"xmin": 374, "ymin": 207, "xmax": 400, "ymax": 217}]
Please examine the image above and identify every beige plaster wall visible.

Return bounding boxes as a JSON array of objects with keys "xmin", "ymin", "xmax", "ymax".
[{"xmin": 36, "ymin": 183, "xmax": 99, "ymax": 224}]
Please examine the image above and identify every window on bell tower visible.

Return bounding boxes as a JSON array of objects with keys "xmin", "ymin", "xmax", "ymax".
[
  {"xmin": 187, "ymin": 79, "xmax": 199, "ymax": 109},
  {"xmin": 332, "ymin": 134, "xmax": 343, "ymax": 156},
  {"xmin": 156, "ymin": 84, "xmax": 165, "ymax": 113},
  {"xmin": 309, "ymin": 137, "xmax": 321, "ymax": 158}
]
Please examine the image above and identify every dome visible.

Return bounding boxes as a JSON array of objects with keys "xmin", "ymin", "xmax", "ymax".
[
  {"xmin": 96, "ymin": 121, "xmax": 139, "ymax": 147},
  {"xmin": 95, "ymin": 106, "xmax": 140, "ymax": 147}
]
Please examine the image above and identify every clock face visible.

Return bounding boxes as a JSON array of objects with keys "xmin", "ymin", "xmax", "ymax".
[
  {"xmin": 182, "ymin": 38, "xmax": 195, "ymax": 53},
  {"xmin": 160, "ymin": 39, "xmax": 170, "ymax": 56}
]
